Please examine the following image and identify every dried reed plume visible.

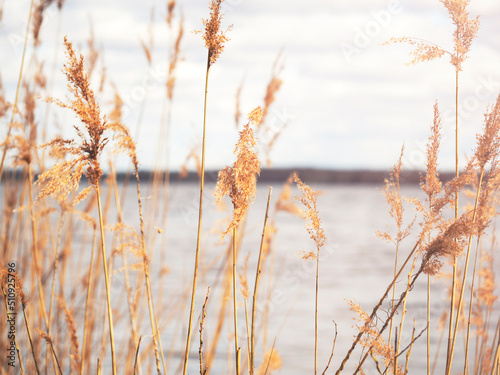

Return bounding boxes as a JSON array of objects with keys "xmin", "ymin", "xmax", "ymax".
[
  {"xmin": 294, "ymin": 173, "xmax": 325, "ymax": 252},
  {"xmin": 38, "ymin": 36, "xmax": 117, "ymax": 374},
  {"xmin": 386, "ymin": 0, "xmax": 479, "ymax": 71},
  {"xmin": 215, "ymin": 107, "xmax": 263, "ymax": 238},
  {"xmin": 197, "ymin": 0, "xmax": 231, "ymax": 67},
  {"xmin": 37, "ymin": 36, "xmax": 108, "ymax": 202}
]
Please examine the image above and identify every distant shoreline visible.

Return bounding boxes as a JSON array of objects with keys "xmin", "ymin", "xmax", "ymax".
[
  {"xmin": 164, "ymin": 168, "xmax": 456, "ymax": 185},
  {"xmin": 4, "ymin": 168, "xmax": 454, "ymax": 185}
]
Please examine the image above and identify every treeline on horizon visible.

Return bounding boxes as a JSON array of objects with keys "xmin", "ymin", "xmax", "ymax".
[{"xmin": 2, "ymin": 167, "xmax": 457, "ymax": 184}]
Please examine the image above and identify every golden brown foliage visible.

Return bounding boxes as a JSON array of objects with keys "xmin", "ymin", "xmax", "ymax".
[{"xmin": 215, "ymin": 107, "xmax": 262, "ymax": 238}]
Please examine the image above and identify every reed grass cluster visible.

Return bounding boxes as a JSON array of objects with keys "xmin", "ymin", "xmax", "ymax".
[{"xmin": 0, "ymin": 0, "xmax": 499, "ymax": 374}]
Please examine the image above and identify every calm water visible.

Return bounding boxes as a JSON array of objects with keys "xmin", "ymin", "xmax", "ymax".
[
  {"xmin": 5, "ymin": 180, "xmax": 498, "ymax": 374},
  {"xmin": 114, "ymin": 181, "xmax": 497, "ymax": 374}
]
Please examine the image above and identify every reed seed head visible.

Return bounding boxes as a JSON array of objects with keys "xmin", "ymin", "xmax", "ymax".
[
  {"xmin": 198, "ymin": 0, "xmax": 231, "ymax": 66},
  {"xmin": 294, "ymin": 173, "xmax": 326, "ymax": 251},
  {"xmin": 38, "ymin": 37, "xmax": 109, "ymax": 203},
  {"xmin": 440, "ymin": 0, "xmax": 480, "ymax": 70},
  {"xmin": 215, "ymin": 107, "xmax": 263, "ymax": 238}
]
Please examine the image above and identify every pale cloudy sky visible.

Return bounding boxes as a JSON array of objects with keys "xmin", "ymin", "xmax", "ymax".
[{"xmin": 2, "ymin": 0, "xmax": 500, "ymax": 172}]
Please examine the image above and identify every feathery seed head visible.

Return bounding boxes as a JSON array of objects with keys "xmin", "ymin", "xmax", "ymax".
[
  {"xmin": 38, "ymin": 37, "xmax": 109, "ymax": 202},
  {"xmin": 421, "ymin": 102, "xmax": 443, "ymax": 200},
  {"xmin": 294, "ymin": 173, "xmax": 326, "ymax": 250},
  {"xmin": 474, "ymin": 93, "xmax": 500, "ymax": 169},
  {"xmin": 215, "ymin": 107, "xmax": 262, "ymax": 238},
  {"xmin": 440, "ymin": 0, "xmax": 480, "ymax": 70},
  {"xmin": 199, "ymin": 0, "xmax": 231, "ymax": 66}
]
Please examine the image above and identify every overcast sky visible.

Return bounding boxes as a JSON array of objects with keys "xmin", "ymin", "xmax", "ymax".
[{"xmin": 2, "ymin": 0, "xmax": 500, "ymax": 172}]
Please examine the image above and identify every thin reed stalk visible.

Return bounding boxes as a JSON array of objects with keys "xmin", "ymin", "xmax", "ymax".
[
  {"xmin": 95, "ymin": 183, "xmax": 117, "ymax": 374},
  {"xmin": 233, "ymin": 227, "xmax": 241, "ymax": 375},
  {"xmin": 199, "ymin": 287, "xmax": 210, "ymax": 375},
  {"xmin": 185, "ymin": 5, "xmax": 230, "ymax": 369},
  {"xmin": 446, "ymin": 69, "xmax": 460, "ymax": 375},
  {"xmin": 250, "ymin": 187, "xmax": 272, "ymax": 375},
  {"xmin": 427, "ymin": 274, "xmax": 431, "ymax": 375},
  {"xmin": 183, "ymin": 51, "xmax": 211, "ymax": 375},
  {"xmin": 243, "ymin": 299, "xmax": 251, "ymax": 375},
  {"xmin": 314, "ymin": 244, "xmax": 320, "ymax": 375}
]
